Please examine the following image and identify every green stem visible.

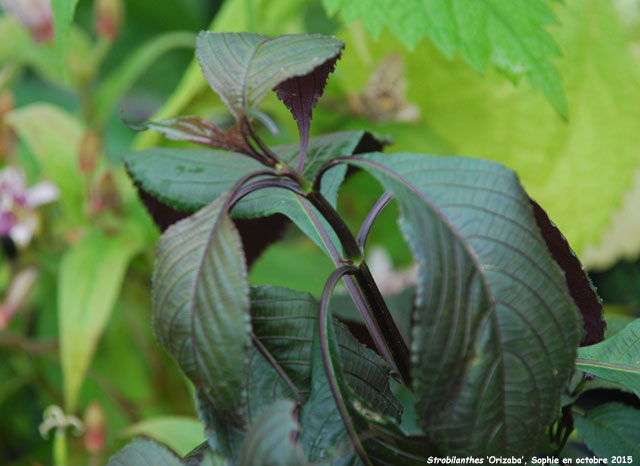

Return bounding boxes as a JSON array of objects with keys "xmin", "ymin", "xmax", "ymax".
[{"xmin": 53, "ymin": 428, "xmax": 67, "ymax": 466}]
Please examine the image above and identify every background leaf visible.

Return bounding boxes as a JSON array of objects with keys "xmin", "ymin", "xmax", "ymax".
[
  {"xmin": 51, "ymin": 0, "xmax": 79, "ymax": 67},
  {"xmin": 59, "ymin": 226, "xmax": 143, "ymax": 412},
  {"xmin": 107, "ymin": 438, "xmax": 183, "ymax": 466},
  {"xmin": 196, "ymin": 32, "xmax": 344, "ymax": 117},
  {"xmin": 347, "ymin": 153, "xmax": 582, "ymax": 456},
  {"xmin": 120, "ymin": 416, "xmax": 206, "ymax": 457},
  {"xmin": 6, "ymin": 103, "xmax": 85, "ymax": 224},
  {"xmin": 328, "ymin": 0, "xmax": 640, "ymax": 264},
  {"xmin": 576, "ymin": 319, "xmax": 640, "ymax": 398},
  {"xmin": 322, "ymin": 0, "xmax": 567, "ymax": 116},
  {"xmin": 574, "ymin": 403, "xmax": 640, "ymax": 459}
]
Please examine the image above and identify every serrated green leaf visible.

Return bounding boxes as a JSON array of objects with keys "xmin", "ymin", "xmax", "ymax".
[
  {"xmin": 345, "ymin": 153, "xmax": 582, "ymax": 456},
  {"xmin": 574, "ymin": 403, "xmax": 640, "ymax": 460},
  {"xmin": 322, "ymin": 0, "xmax": 566, "ymax": 116},
  {"xmin": 152, "ymin": 194, "xmax": 251, "ymax": 424},
  {"xmin": 126, "ymin": 130, "xmax": 385, "ymax": 256},
  {"xmin": 196, "ymin": 32, "xmax": 344, "ymax": 118},
  {"xmin": 330, "ymin": 0, "xmax": 640, "ymax": 262},
  {"xmin": 120, "ymin": 416, "xmax": 206, "ymax": 457},
  {"xmin": 576, "ymin": 319, "xmax": 640, "ymax": 398},
  {"xmin": 59, "ymin": 226, "xmax": 142, "ymax": 412},
  {"xmin": 107, "ymin": 438, "xmax": 183, "ymax": 466},
  {"xmin": 6, "ymin": 104, "xmax": 85, "ymax": 224},
  {"xmin": 300, "ymin": 301, "xmax": 436, "ymax": 465},
  {"xmin": 237, "ymin": 400, "xmax": 304, "ymax": 466}
]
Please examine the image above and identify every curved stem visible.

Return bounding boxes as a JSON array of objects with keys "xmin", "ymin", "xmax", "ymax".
[
  {"xmin": 227, "ymin": 178, "xmax": 303, "ymax": 211},
  {"xmin": 319, "ymin": 265, "xmax": 372, "ymax": 465},
  {"xmin": 306, "ymin": 191, "xmax": 361, "ymax": 261},
  {"xmin": 251, "ymin": 334, "xmax": 302, "ymax": 403},
  {"xmin": 243, "ymin": 116, "xmax": 280, "ymax": 165},
  {"xmin": 357, "ymin": 192, "xmax": 393, "ymax": 249},
  {"xmin": 298, "ymin": 197, "xmax": 401, "ymax": 378}
]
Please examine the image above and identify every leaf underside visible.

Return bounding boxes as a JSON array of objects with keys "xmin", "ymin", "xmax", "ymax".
[
  {"xmin": 530, "ymin": 199, "xmax": 604, "ymax": 346},
  {"xmin": 574, "ymin": 403, "xmax": 640, "ymax": 459},
  {"xmin": 348, "ymin": 153, "xmax": 582, "ymax": 456}
]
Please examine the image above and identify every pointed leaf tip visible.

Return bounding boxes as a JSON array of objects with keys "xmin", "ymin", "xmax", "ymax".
[
  {"xmin": 196, "ymin": 32, "xmax": 344, "ymax": 119},
  {"xmin": 275, "ymin": 48, "xmax": 343, "ymax": 172}
]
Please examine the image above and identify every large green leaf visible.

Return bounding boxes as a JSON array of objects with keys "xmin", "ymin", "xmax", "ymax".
[
  {"xmin": 330, "ymin": 0, "xmax": 640, "ymax": 264},
  {"xmin": 236, "ymin": 400, "xmax": 303, "ymax": 466},
  {"xmin": 576, "ymin": 319, "xmax": 640, "ymax": 398},
  {"xmin": 322, "ymin": 0, "xmax": 566, "ymax": 116},
  {"xmin": 120, "ymin": 416, "xmax": 206, "ymax": 457},
  {"xmin": 247, "ymin": 286, "xmax": 401, "ymax": 425},
  {"xmin": 59, "ymin": 226, "xmax": 142, "ymax": 412},
  {"xmin": 6, "ymin": 104, "xmax": 85, "ymax": 224},
  {"xmin": 125, "ymin": 131, "xmax": 380, "ymax": 212},
  {"xmin": 574, "ymin": 403, "xmax": 640, "ymax": 459},
  {"xmin": 152, "ymin": 194, "xmax": 251, "ymax": 424},
  {"xmin": 107, "ymin": 438, "xmax": 182, "ymax": 466},
  {"xmin": 343, "ymin": 153, "xmax": 582, "ymax": 456},
  {"xmin": 196, "ymin": 32, "xmax": 344, "ymax": 118},
  {"xmin": 300, "ymin": 304, "xmax": 436, "ymax": 465},
  {"xmin": 51, "ymin": 0, "xmax": 79, "ymax": 60},
  {"xmin": 126, "ymin": 130, "xmax": 385, "ymax": 255}
]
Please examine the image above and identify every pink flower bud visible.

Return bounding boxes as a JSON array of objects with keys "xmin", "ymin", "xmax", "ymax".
[
  {"xmin": 0, "ymin": 0, "xmax": 54, "ymax": 42},
  {"xmin": 94, "ymin": 0, "xmax": 123, "ymax": 41}
]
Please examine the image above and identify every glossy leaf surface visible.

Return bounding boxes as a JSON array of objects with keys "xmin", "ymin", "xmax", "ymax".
[{"xmin": 345, "ymin": 153, "xmax": 582, "ymax": 455}]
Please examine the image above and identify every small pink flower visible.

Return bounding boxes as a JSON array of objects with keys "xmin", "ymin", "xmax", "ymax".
[
  {"xmin": 0, "ymin": 0, "xmax": 54, "ymax": 42},
  {"xmin": 0, "ymin": 166, "xmax": 58, "ymax": 247}
]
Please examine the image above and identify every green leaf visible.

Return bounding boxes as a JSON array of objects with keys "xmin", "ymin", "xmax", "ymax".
[
  {"xmin": 94, "ymin": 31, "xmax": 196, "ymax": 127},
  {"xmin": 331, "ymin": 0, "xmax": 640, "ymax": 262},
  {"xmin": 247, "ymin": 286, "xmax": 401, "ymax": 424},
  {"xmin": 59, "ymin": 227, "xmax": 142, "ymax": 412},
  {"xmin": 322, "ymin": 0, "xmax": 566, "ymax": 116},
  {"xmin": 152, "ymin": 194, "xmax": 251, "ymax": 424},
  {"xmin": 6, "ymin": 104, "xmax": 85, "ymax": 224},
  {"xmin": 196, "ymin": 32, "xmax": 344, "ymax": 118},
  {"xmin": 345, "ymin": 153, "xmax": 582, "ymax": 456},
  {"xmin": 107, "ymin": 438, "xmax": 183, "ymax": 466},
  {"xmin": 300, "ymin": 305, "xmax": 436, "ymax": 464},
  {"xmin": 126, "ymin": 130, "xmax": 386, "ymax": 255},
  {"xmin": 120, "ymin": 416, "xmax": 206, "ymax": 457},
  {"xmin": 51, "ymin": 0, "xmax": 79, "ymax": 61},
  {"xmin": 236, "ymin": 400, "xmax": 303, "ymax": 466},
  {"xmin": 574, "ymin": 403, "xmax": 640, "ymax": 460},
  {"xmin": 576, "ymin": 319, "xmax": 640, "ymax": 398}
]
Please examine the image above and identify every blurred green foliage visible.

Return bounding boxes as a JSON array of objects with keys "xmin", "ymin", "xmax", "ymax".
[{"xmin": 0, "ymin": 0, "xmax": 639, "ymax": 464}]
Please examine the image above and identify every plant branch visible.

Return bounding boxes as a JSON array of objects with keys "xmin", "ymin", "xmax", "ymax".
[
  {"xmin": 305, "ymin": 189, "xmax": 410, "ymax": 384},
  {"xmin": 251, "ymin": 333, "xmax": 302, "ymax": 403},
  {"xmin": 357, "ymin": 192, "xmax": 393, "ymax": 249},
  {"xmin": 298, "ymin": 198, "xmax": 401, "ymax": 377},
  {"xmin": 319, "ymin": 265, "xmax": 372, "ymax": 465},
  {"xmin": 243, "ymin": 116, "xmax": 280, "ymax": 165}
]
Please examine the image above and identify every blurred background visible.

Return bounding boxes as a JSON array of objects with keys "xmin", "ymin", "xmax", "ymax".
[{"xmin": 1, "ymin": 0, "xmax": 639, "ymax": 464}]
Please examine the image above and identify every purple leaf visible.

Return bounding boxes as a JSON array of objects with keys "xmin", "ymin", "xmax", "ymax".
[
  {"xmin": 274, "ymin": 52, "xmax": 343, "ymax": 172},
  {"xmin": 530, "ymin": 199, "xmax": 605, "ymax": 346}
]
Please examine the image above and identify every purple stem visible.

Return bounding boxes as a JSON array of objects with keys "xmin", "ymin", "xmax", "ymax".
[
  {"xmin": 356, "ymin": 192, "xmax": 393, "ymax": 249},
  {"xmin": 319, "ymin": 265, "xmax": 372, "ymax": 465}
]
